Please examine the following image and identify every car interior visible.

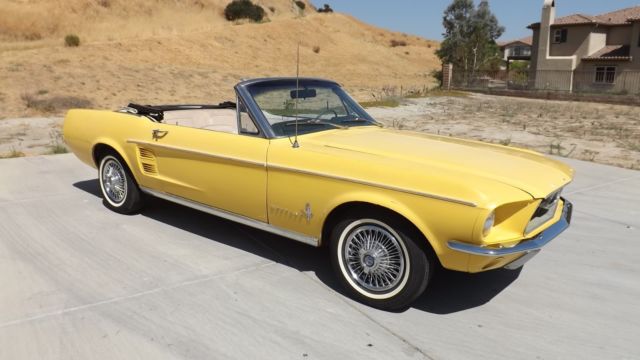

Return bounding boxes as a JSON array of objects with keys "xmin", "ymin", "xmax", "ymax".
[{"xmin": 124, "ymin": 102, "xmax": 259, "ymax": 135}]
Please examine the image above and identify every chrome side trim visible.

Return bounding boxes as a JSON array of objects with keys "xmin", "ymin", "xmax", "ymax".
[
  {"xmin": 140, "ymin": 187, "xmax": 319, "ymax": 247},
  {"xmin": 268, "ymin": 164, "xmax": 478, "ymax": 207},
  {"xmin": 448, "ymin": 199, "xmax": 573, "ymax": 256},
  {"xmin": 127, "ymin": 140, "xmax": 265, "ymax": 168}
]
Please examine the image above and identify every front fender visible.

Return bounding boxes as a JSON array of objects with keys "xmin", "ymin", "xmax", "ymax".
[{"xmin": 316, "ymin": 187, "xmax": 484, "ymax": 272}]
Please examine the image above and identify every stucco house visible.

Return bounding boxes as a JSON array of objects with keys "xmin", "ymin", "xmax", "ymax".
[
  {"xmin": 500, "ymin": 37, "xmax": 533, "ymax": 62},
  {"xmin": 529, "ymin": 0, "xmax": 640, "ymax": 92},
  {"xmin": 499, "ymin": 37, "xmax": 532, "ymax": 72}
]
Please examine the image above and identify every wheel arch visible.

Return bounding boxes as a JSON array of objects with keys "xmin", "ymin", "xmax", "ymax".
[
  {"xmin": 321, "ymin": 200, "xmax": 440, "ymax": 262},
  {"xmin": 92, "ymin": 140, "xmax": 138, "ymax": 181}
]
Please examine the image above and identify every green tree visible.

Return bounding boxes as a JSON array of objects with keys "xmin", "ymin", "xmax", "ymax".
[{"xmin": 436, "ymin": 0, "xmax": 504, "ymax": 77}]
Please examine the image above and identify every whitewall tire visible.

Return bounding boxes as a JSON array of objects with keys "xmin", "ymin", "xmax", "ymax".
[
  {"xmin": 98, "ymin": 153, "xmax": 144, "ymax": 214},
  {"xmin": 330, "ymin": 214, "xmax": 432, "ymax": 310}
]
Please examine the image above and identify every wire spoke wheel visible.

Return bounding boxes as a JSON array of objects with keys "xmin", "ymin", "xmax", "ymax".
[
  {"xmin": 343, "ymin": 224, "xmax": 406, "ymax": 293},
  {"xmin": 332, "ymin": 215, "xmax": 431, "ymax": 310},
  {"xmin": 101, "ymin": 158, "xmax": 127, "ymax": 205}
]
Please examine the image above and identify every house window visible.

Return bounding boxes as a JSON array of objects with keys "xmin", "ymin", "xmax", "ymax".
[
  {"xmin": 553, "ymin": 29, "xmax": 568, "ymax": 43},
  {"xmin": 594, "ymin": 66, "xmax": 616, "ymax": 84},
  {"xmin": 514, "ymin": 46, "xmax": 523, "ymax": 56}
]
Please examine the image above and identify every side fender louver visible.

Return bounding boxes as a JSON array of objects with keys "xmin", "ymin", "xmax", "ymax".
[{"xmin": 138, "ymin": 148, "xmax": 158, "ymax": 175}]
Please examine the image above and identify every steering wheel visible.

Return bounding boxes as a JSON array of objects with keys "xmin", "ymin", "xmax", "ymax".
[{"xmin": 314, "ymin": 109, "xmax": 339, "ymax": 121}]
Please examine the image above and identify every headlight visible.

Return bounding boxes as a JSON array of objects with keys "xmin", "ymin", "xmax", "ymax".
[{"xmin": 483, "ymin": 211, "xmax": 495, "ymax": 237}]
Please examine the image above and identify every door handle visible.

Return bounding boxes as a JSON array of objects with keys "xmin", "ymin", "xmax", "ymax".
[{"xmin": 152, "ymin": 129, "xmax": 168, "ymax": 140}]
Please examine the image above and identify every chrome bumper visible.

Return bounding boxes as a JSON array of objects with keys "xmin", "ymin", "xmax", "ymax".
[{"xmin": 447, "ymin": 199, "xmax": 573, "ymax": 269}]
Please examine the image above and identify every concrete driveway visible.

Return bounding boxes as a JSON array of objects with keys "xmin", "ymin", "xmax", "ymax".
[{"xmin": 0, "ymin": 154, "xmax": 638, "ymax": 360}]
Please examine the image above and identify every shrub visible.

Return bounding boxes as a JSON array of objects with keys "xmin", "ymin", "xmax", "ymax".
[
  {"xmin": 268, "ymin": 6, "xmax": 276, "ymax": 13},
  {"xmin": 390, "ymin": 39, "xmax": 407, "ymax": 47},
  {"xmin": 21, "ymin": 93, "xmax": 93, "ymax": 113},
  {"xmin": 64, "ymin": 34, "xmax": 80, "ymax": 47},
  {"xmin": 431, "ymin": 69, "xmax": 443, "ymax": 87},
  {"xmin": 24, "ymin": 32, "xmax": 42, "ymax": 41},
  {"xmin": 317, "ymin": 4, "xmax": 333, "ymax": 13},
  {"xmin": 49, "ymin": 143, "xmax": 68, "ymax": 154},
  {"xmin": 294, "ymin": 1, "xmax": 306, "ymax": 10},
  {"xmin": 312, "ymin": 45, "xmax": 320, "ymax": 54},
  {"xmin": 0, "ymin": 148, "xmax": 26, "ymax": 159},
  {"xmin": 49, "ymin": 130, "xmax": 68, "ymax": 154},
  {"xmin": 224, "ymin": 0, "xmax": 265, "ymax": 22}
]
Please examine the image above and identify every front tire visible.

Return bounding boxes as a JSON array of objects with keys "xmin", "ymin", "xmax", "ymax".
[
  {"xmin": 98, "ymin": 153, "xmax": 144, "ymax": 214},
  {"xmin": 330, "ymin": 215, "xmax": 432, "ymax": 311}
]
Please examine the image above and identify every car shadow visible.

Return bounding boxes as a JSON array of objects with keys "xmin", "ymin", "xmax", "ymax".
[{"xmin": 73, "ymin": 179, "xmax": 521, "ymax": 315}]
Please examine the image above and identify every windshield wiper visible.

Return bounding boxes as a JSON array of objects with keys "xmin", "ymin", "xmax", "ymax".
[
  {"xmin": 339, "ymin": 117, "xmax": 383, "ymax": 127},
  {"xmin": 284, "ymin": 119, "xmax": 347, "ymax": 129}
]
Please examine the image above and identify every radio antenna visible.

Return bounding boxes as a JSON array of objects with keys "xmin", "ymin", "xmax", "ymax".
[{"xmin": 292, "ymin": 42, "xmax": 300, "ymax": 148}]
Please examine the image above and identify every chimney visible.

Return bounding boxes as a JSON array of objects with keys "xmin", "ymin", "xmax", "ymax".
[
  {"xmin": 542, "ymin": 0, "xmax": 556, "ymax": 25},
  {"xmin": 537, "ymin": 0, "xmax": 556, "ymax": 62}
]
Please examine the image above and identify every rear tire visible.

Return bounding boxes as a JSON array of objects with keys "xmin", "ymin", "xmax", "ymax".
[
  {"xmin": 98, "ymin": 153, "xmax": 144, "ymax": 214},
  {"xmin": 330, "ymin": 213, "xmax": 432, "ymax": 311}
]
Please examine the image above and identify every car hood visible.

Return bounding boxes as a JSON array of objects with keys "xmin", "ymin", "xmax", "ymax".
[{"xmin": 304, "ymin": 127, "xmax": 574, "ymax": 200}]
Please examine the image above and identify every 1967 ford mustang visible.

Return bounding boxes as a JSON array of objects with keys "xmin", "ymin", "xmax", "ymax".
[{"xmin": 64, "ymin": 78, "xmax": 574, "ymax": 310}]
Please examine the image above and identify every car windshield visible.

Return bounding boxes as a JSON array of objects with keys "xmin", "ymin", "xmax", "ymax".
[{"xmin": 246, "ymin": 80, "xmax": 378, "ymax": 137}]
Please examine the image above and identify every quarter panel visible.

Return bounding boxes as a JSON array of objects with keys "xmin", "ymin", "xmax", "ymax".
[{"xmin": 63, "ymin": 109, "xmax": 156, "ymax": 187}]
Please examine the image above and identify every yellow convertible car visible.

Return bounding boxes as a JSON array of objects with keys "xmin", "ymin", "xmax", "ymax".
[{"xmin": 64, "ymin": 78, "xmax": 574, "ymax": 310}]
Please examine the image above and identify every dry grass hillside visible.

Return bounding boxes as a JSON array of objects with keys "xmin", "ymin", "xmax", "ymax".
[
  {"xmin": 0, "ymin": 0, "xmax": 440, "ymax": 118},
  {"xmin": 1, "ymin": 0, "xmax": 316, "ymax": 42}
]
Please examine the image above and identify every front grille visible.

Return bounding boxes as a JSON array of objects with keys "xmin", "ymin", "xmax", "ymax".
[{"xmin": 525, "ymin": 189, "xmax": 562, "ymax": 234}]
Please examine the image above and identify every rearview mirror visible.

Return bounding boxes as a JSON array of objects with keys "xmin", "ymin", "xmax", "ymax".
[{"xmin": 290, "ymin": 88, "xmax": 317, "ymax": 99}]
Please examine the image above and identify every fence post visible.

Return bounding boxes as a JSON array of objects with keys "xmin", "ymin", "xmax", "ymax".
[{"xmin": 442, "ymin": 63, "xmax": 453, "ymax": 90}]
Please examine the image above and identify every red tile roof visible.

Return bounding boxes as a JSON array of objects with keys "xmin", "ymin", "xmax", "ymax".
[
  {"xmin": 498, "ymin": 36, "xmax": 533, "ymax": 48},
  {"xmin": 529, "ymin": 6, "xmax": 640, "ymax": 28},
  {"xmin": 594, "ymin": 6, "xmax": 640, "ymax": 24},
  {"xmin": 554, "ymin": 14, "xmax": 596, "ymax": 26},
  {"xmin": 583, "ymin": 45, "xmax": 632, "ymax": 61}
]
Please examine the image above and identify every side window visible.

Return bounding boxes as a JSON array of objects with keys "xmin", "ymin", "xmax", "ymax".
[{"xmin": 238, "ymin": 99, "xmax": 260, "ymax": 136}]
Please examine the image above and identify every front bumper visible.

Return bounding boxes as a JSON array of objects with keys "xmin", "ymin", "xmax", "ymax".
[{"xmin": 447, "ymin": 199, "xmax": 573, "ymax": 270}]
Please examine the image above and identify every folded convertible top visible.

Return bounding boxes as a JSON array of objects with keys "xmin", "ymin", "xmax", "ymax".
[{"xmin": 125, "ymin": 102, "xmax": 236, "ymax": 122}]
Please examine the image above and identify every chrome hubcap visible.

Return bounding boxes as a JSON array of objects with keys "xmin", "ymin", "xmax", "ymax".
[
  {"xmin": 102, "ymin": 159, "xmax": 127, "ymax": 204},
  {"xmin": 344, "ymin": 225, "xmax": 405, "ymax": 292}
]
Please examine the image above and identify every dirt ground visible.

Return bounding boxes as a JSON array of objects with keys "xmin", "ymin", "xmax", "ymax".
[
  {"xmin": 369, "ymin": 93, "xmax": 640, "ymax": 170},
  {"xmin": 2, "ymin": 93, "xmax": 639, "ymax": 170},
  {"xmin": 0, "ymin": 117, "xmax": 63, "ymax": 157}
]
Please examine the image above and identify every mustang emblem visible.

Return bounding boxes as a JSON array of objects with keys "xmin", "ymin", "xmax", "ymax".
[{"xmin": 304, "ymin": 203, "xmax": 313, "ymax": 222}]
